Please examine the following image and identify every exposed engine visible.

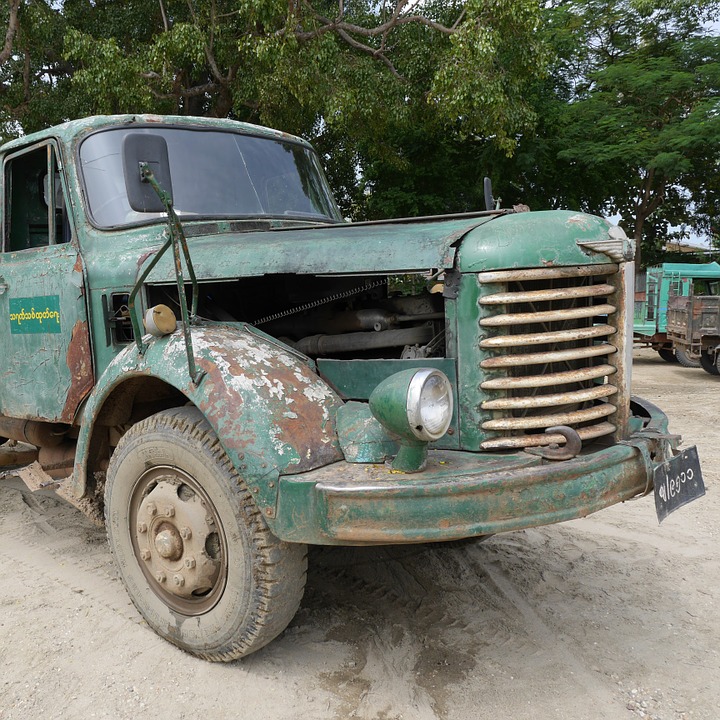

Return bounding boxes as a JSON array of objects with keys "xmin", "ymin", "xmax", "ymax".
[{"xmin": 145, "ymin": 273, "xmax": 446, "ymax": 360}]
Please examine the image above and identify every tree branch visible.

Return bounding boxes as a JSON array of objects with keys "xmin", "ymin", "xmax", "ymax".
[
  {"xmin": 297, "ymin": 13, "xmax": 458, "ymax": 40},
  {"xmin": 0, "ymin": 0, "xmax": 21, "ymax": 65},
  {"xmin": 294, "ymin": 0, "xmax": 461, "ymax": 44},
  {"xmin": 158, "ymin": 0, "xmax": 170, "ymax": 32},
  {"xmin": 335, "ymin": 27, "xmax": 402, "ymax": 78}
]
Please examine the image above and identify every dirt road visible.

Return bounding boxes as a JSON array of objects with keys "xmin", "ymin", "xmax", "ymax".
[{"xmin": 1, "ymin": 349, "xmax": 718, "ymax": 720}]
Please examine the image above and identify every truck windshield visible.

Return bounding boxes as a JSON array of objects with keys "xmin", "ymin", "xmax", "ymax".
[{"xmin": 79, "ymin": 127, "xmax": 343, "ymax": 228}]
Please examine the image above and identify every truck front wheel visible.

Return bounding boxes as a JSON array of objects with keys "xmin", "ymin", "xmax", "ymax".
[
  {"xmin": 699, "ymin": 350, "xmax": 720, "ymax": 376},
  {"xmin": 657, "ymin": 347, "xmax": 678, "ymax": 363},
  {"xmin": 105, "ymin": 406, "xmax": 307, "ymax": 661},
  {"xmin": 675, "ymin": 347, "xmax": 701, "ymax": 368}
]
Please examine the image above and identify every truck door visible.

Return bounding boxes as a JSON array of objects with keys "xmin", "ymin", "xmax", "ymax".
[{"xmin": 0, "ymin": 141, "xmax": 94, "ymax": 423}]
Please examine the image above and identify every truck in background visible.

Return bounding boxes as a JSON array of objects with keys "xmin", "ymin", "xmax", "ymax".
[
  {"xmin": 634, "ymin": 262, "xmax": 720, "ymax": 366},
  {"xmin": 667, "ymin": 292, "xmax": 720, "ymax": 376}
]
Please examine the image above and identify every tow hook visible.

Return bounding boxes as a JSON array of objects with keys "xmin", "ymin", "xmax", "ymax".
[{"xmin": 525, "ymin": 426, "xmax": 582, "ymax": 461}]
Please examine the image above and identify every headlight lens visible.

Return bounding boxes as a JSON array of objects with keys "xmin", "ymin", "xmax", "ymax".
[{"xmin": 406, "ymin": 369, "xmax": 453, "ymax": 441}]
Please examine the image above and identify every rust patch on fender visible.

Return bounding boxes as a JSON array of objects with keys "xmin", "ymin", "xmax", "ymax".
[
  {"xmin": 60, "ymin": 320, "xmax": 95, "ymax": 423},
  {"xmin": 192, "ymin": 329, "xmax": 343, "ymax": 474}
]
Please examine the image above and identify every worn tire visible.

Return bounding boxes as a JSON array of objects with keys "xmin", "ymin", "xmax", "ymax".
[
  {"xmin": 675, "ymin": 347, "xmax": 701, "ymax": 368},
  {"xmin": 699, "ymin": 350, "xmax": 720, "ymax": 376},
  {"xmin": 657, "ymin": 347, "xmax": 678, "ymax": 363},
  {"xmin": 105, "ymin": 406, "xmax": 307, "ymax": 661}
]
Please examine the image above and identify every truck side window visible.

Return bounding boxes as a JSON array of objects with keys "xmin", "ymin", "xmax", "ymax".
[{"xmin": 4, "ymin": 144, "xmax": 70, "ymax": 251}]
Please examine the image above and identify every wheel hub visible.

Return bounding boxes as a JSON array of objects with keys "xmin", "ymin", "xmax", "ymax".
[
  {"xmin": 154, "ymin": 526, "xmax": 183, "ymax": 560},
  {"xmin": 134, "ymin": 477, "xmax": 221, "ymax": 602}
]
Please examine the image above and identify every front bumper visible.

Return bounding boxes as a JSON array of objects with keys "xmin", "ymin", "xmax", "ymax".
[{"xmin": 272, "ymin": 397, "xmax": 676, "ymax": 545}]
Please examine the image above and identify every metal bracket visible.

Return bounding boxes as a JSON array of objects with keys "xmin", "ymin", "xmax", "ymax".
[
  {"xmin": 620, "ymin": 429, "xmax": 681, "ymax": 465},
  {"xmin": 442, "ymin": 270, "xmax": 461, "ymax": 299},
  {"xmin": 128, "ymin": 164, "xmax": 205, "ymax": 386}
]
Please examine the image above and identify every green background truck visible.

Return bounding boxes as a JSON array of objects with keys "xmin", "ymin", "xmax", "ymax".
[
  {"xmin": 633, "ymin": 261, "xmax": 720, "ymax": 366},
  {"xmin": 0, "ymin": 115, "xmax": 694, "ymax": 660}
]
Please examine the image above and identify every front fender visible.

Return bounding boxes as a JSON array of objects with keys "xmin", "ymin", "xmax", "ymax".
[{"xmin": 72, "ymin": 324, "xmax": 343, "ymax": 522}]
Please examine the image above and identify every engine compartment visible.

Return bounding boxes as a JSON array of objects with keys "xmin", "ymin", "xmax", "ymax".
[{"xmin": 145, "ymin": 273, "xmax": 447, "ymax": 360}]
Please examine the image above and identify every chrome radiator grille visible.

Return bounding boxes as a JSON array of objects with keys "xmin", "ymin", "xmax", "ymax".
[{"xmin": 477, "ymin": 263, "xmax": 622, "ymax": 450}]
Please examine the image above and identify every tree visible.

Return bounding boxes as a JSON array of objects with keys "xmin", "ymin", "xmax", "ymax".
[
  {"xmin": 484, "ymin": 0, "xmax": 720, "ymax": 267},
  {"xmin": 56, "ymin": 0, "xmax": 549, "ymax": 217},
  {"xmin": 0, "ymin": 0, "xmax": 78, "ymax": 136},
  {"xmin": 558, "ymin": 37, "xmax": 720, "ymax": 266},
  {"xmin": 0, "ymin": 1, "xmax": 550, "ymax": 217}
]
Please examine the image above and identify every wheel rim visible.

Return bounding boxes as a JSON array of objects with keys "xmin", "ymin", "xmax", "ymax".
[{"xmin": 129, "ymin": 466, "xmax": 228, "ymax": 616}]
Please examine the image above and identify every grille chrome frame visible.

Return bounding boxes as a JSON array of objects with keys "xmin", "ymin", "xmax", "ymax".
[{"xmin": 476, "ymin": 263, "xmax": 624, "ymax": 451}]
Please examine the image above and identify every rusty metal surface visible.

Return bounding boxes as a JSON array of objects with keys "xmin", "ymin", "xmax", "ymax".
[
  {"xmin": 481, "ymin": 364, "xmax": 616, "ymax": 390},
  {"xmin": 481, "ymin": 384, "xmax": 616, "ymax": 410},
  {"xmin": 73, "ymin": 324, "xmax": 344, "ymax": 523},
  {"xmin": 481, "ymin": 403, "xmax": 617, "ymax": 431},
  {"xmin": 607, "ymin": 262, "xmax": 632, "ymax": 440},
  {"xmin": 60, "ymin": 319, "xmax": 95, "ymax": 423},
  {"xmin": 525, "ymin": 426, "xmax": 583, "ymax": 460},
  {"xmin": 472, "ymin": 261, "xmax": 623, "ymax": 450},
  {"xmin": 0, "ymin": 416, "xmax": 66, "ymax": 447},
  {"xmin": 480, "ymin": 303, "xmax": 616, "ymax": 327},
  {"xmin": 271, "ymin": 397, "xmax": 670, "ymax": 544},
  {"xmin": 477, "ymin": 263, "xmax": 619, "ymax": 282},
  {"xmin": 294, "ymin": 326, "xmax": 433, "ymax": 357},
  {"xmin": 480, "ymin": 421, "xmax": 616, "ymax": 449},
  {"xmin": 479, "ymin": 324, "xmax": 616, "ymax": 348},
  {"xmin": 667, "ymin": 294, "xmax": 720, "ymax": 348},
  {"xmin": 38, "ymin": 442, "xmax": 77, "ymax": 479},
  {"xmin": 479, "ymin": 284, "xmax": 615, "ymax": 305},
  {"xmin": 480, "ymin": 343, "xmax": 616, "ymax": 368}
]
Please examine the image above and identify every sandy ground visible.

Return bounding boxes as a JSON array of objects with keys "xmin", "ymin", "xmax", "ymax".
[{"xmin": 0, "ymin": 348, "xmax": 718, "ymax": 720}]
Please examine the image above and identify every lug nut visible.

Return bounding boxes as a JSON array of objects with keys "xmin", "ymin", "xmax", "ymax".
[
  {"xmin": 173, "ymin": 574, "xmax": 185, "ymax": 587},
  {"xmin": 147, "ymin": 502, "xmax": 157, "ymax": 517},
  {"xmin": 180, "ymin": 527, "xmax": 192, "ymax": 540},
  {"xmin": 155, "ymin": 572, "xmax": 166, "ymax": 583},
  {"xmin": 164, "ymin": 506, "xmax": 175, "ymax": 517},
  {"xmin": 137, "ymin": 522, "xmax": 148, "ymax": 534},
  {"xmin": 140, "ymin": 549, "xmax": 151, "ymax": 561},
  {"xmin": 184, "ymin": 557, "xmax": 196, "ymax": 569}
]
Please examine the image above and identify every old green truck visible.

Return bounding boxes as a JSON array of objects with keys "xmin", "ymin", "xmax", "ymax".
[{"xmin": 0, "ymin": 115, "xmax": 694, "ymax": 660}]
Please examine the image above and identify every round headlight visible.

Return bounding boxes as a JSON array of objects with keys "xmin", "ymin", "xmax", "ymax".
[{"xmin": 406, "ymin": 369, "xmax": 453, "ymax": 442}]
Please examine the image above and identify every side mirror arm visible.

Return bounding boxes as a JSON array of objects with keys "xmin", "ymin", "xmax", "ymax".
[{"xmin": 128, "ymin": 163, "xmax": 204, "ymax": 386}]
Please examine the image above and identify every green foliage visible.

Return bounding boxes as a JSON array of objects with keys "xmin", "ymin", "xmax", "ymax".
[
  {"xmin": 482, "ymin": 0, "xmax": 720, "ymax": 265},
  {"xmin": 0, "ymin": 0, "xmax": 547, "ymax": 209},
  {"xmin": 64, "ymin": 30, "xmax": 157, "ymax": 115},
  {"xmin": 0, "ymin": 0, "xmax": 718, "ymax": 264}
]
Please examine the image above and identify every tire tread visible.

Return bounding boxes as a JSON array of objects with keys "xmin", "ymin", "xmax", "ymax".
[{"xmin": 105, "ymin": 406, "xmax": 307, "ymax": 662}]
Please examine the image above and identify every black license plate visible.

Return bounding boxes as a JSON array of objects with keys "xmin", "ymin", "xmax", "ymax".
[{"xmin": 654, "ymin": 446, "xmax": 705, "ymax": 523}]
